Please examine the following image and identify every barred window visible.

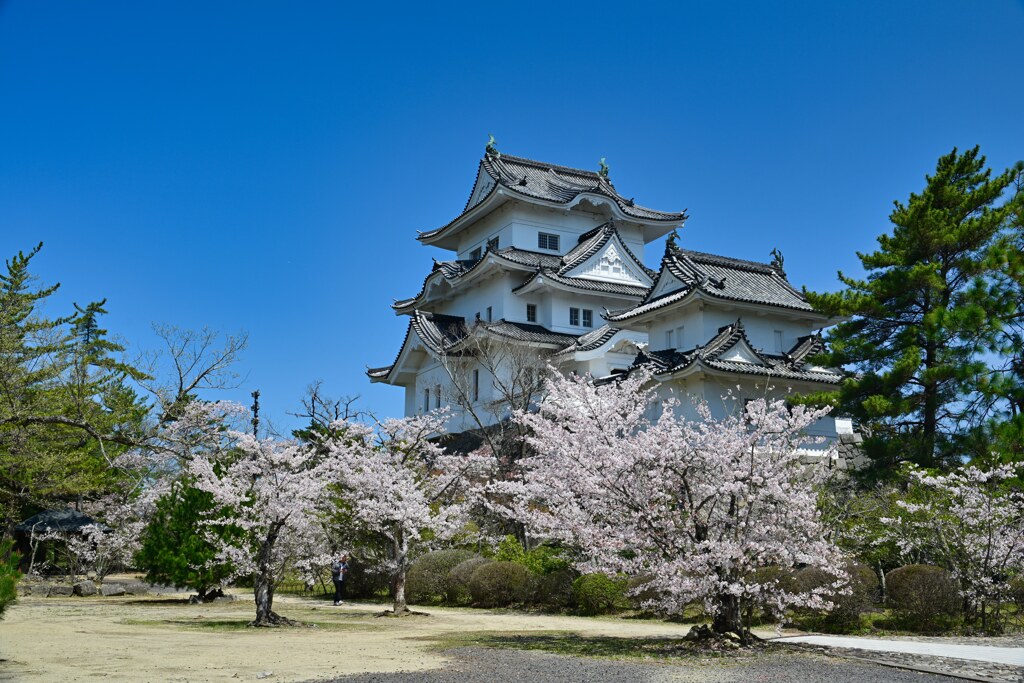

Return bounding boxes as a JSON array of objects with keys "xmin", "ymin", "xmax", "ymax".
[
  {"xmin": 569, "ymin": 307, "xmax": 580, "ymax": 326},
  {"xmin": 538, "ymin": 232, "xmax": 560, "ymax": 251}
]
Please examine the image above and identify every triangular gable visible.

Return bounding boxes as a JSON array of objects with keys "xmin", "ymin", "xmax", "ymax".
[
  {"xmin": 716, "ymin": 337, "xmax": 765, "ymax": 365},
  {"xmin": 464, "ymin": 164, "xmax": 497, "ymax": 211},
  {"xmin": 646, "ymin": 268, "xmax": 686, "ymax": 301},
  {"xmin": 563, "ymin": 235, "xmax": 651, "ymax": 286}
]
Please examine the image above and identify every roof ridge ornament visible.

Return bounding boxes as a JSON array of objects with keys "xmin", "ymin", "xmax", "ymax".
[
  {"xmin": 770, "ymin": 247, "xmax": 785, "ymax": 275},
  {"xmin": 598, "ymin": 157, "xmax": 610, "ymax": 180},
  {"xmin": 485, "ymin": 134, "xmax": 500, "ymax": 159},
  {"xmin": 666, "ymin": 229, "xmax": 680, "ymax": 252}
]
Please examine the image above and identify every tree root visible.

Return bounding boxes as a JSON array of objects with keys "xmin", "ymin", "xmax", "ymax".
[
  {"xmin": 683, "ymin": 624, "xmax": 763, "ymax": 649},
  {"xmin": 249, "ymin": 611, "xmax": 298, "ymax": 627}
]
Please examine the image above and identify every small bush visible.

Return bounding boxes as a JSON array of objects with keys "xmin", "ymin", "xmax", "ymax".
[
  {"xmin": 885, "ymin": 564, "xmax": 960, "ymax": 632},
  {"xmin": 405, "ymin": 550, "xmax": 476, "ymax": 605},
  {"xmin": 494, "ymin": 536, "xmax": 526, "ymax": 564},
  {"xmin": 793, "ymin": 563, "xmax": 877, "ymax": 633},
  {"xmin": 468, "ymin": 561, "xmax": 533, "ymax": 607},
  {"xmin": 534, "ymin": 568, "xmax": 577, "ymax": 609},
  {"xmin": 448, "ymin": 557, "xmax": 491, "ymax": 605},
  {"xmin": 523, "ymin": 545, "xmax": 570, "ymax": 575},
  {"xmin": 572, "ymin": 573, "xmax": 627, "ymax": 615},
  {"xmin": 0, "ymin": 539, "xmax": 20, "ymax": 619}
]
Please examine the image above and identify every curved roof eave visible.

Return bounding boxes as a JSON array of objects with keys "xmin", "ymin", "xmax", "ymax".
[
  {"xmin": 393, "ymin": 251, "xmax": 541, "ymax": 314},
  {"xmin": 418, "ymin": 187, "xmax": 684, "ymax": 248}
]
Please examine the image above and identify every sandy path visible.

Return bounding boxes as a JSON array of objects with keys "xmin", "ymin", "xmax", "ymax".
[{"xmin": 0, "ymin": 592, "xmax": 697, "ymax": 682}]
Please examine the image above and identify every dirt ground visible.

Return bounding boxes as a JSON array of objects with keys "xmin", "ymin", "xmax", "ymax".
[{"xmin": 0, "ymin": 588, "xmax": 708, "ymax": 682}]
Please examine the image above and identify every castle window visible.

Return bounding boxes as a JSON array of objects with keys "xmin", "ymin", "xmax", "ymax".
[
  {"xmin": 582, "ymin": 309, "xmax": 593, "ymax": 328},
  {"xmin": 472, "ymin": 369, "xmax": 480, "ymax": 402},
  {"xmin": 435, "ymin": 385, "xmax": 441, "ymax": 409},
  {"xmin": 487, "ymin": 236, "xmax": 499, "ymax": 251},
  {"xmin": 486, "ymin": 306, "xmax": 492, "ymax": 322},
  {"xmin": 569, "ymin": 307, "xmax": 580, "ymax": 326},
  {"xmin": 665, "ymin": 329, "xmax": 674, "ymax": 349},
  {"xmin": 423, "ymin": 388, "xmax": 430, "ymax": 413},
  {"xmin": 526, "ymin": 303, "xmax": 537, "ymax": 323},
  {"xmin": 774, "ymin": 330, "xmax": 784, "ymax": 353},
  {"xmin": 538, "ymin": 232, "xmax": 560, "ymax": 251},
  {"xmin": 470, "ymin": 247, "xmax": 482, "ymax": 260}
]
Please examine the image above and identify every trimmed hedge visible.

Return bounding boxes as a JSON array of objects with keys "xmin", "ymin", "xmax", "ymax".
[
  {"xmin": 449, "ymin": 557, "xmax": 491, "ymax": 605},
  {"xmin": 793, "ymin": 562, "xmax": 878, "ymax": 633},
  {"xmin": 468, "ymin": 561, "xmax": 534, "ymax": 607},
  {"xmin": 885, "ymin": 564, "xmax": 960, "ymax": 631},
  {"xmin": 405, "ymin": 550, "xmax": 477, "ymax": 605},
  {"xmin": 572, "ymin": 573, "xmax": 627, "ymax": 615},
  {"xmin": 534, "ymin": 568, "xmax": 577, "ymax": 609}
]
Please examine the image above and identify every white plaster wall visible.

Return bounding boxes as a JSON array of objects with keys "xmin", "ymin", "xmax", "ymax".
[
  {"xmin": 646, "ymin": 306, "xmax": 818, "ymax": 354},
  {"xmin": 651, "ymin": 374, "xmax": 843, "ymax": 449},
  {"xmin": 455, "ymin": 202, "xmax": 652, "ymax": 260}
]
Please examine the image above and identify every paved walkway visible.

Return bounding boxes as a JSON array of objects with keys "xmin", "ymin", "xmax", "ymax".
[{"xmin": 774, "ymin": 635, "xmax": 1024, "ymax": 666}]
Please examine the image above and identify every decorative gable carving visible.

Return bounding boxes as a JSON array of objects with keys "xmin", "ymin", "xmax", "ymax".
[{"xmin": 566, "ymin": 239, "xmax": 650, "ymax": 285}]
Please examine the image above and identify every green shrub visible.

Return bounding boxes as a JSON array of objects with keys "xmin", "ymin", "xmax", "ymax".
[
  {"xmin": 792, "ymin": 563, "xmax": 878, "ymax": 633},
  {"xmin": 534, "ymin": 568, "xmax": 577, "ymax": 609},
  {"xmin": 572, "ymin": 573, "xmax": 627, "ymax": 615},
  {"xmin": 494, "ymin": 536, "xmax": 526, "ymax": 564},
  {"xmin": 523, "ymin": 545, "xmax": 570, "ymax": 575},
  {"xmin": 449, "ymin": 557, "xmax": 491, "ymax": 605},
  {"xmin": 0, "ymin": 539, "xmax": 20, "ymax": 619},
  {"xmin": 468, "ymin": 561, "xmax": 533, "ymax": 607},
  {"xmin": 885, "ymin": 564, "xmax": 960, "ymax": 631},
  {"xmin": 405, "ymin": 549, "xmax": 477, "ymax": 605}
]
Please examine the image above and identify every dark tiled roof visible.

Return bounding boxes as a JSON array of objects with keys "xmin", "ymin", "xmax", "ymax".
[
  {"xmin": 367, "ymin": 311, "xmax": 469, "ymax": 382},
  {"xmin": 476, "ymin": 320, "xmax": 579, "ymax": 347},
  {"xmin": 411, "ymin": 311, "xmax": 469, "ymax": 353},
  {"xmin": 394, "ymin": 247, "xmax": 563, "ymax": 311},
  {"xmin": 607, "ymin": 242, "xmax": 817, "ymax": 322},
  {"xmin": 513, "ymin": 269, "xmax": 650, "ymax": 298},
  {"xmin": 631, "ymin": 320, "xmax": 843, "ymax": 385},
  {"xmin": 419, "ymin": 153, "xmax": 687, "ymax": 242},
  {"xmin": 368, "ymin": 313, "xmax": 582, "ymax": 381},
  {"xmin": 555, "ymin": 324, "xmax": 622, "ymax": 356},
  {"xmin": 15, "ymin": 509, "xmax": 110, "ymax": 533}
]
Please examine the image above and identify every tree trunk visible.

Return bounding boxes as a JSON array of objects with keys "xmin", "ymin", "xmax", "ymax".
[
  {"xmin": 712, "ymin": 593, "xmax": 745, "ymax": 640},
  {"xmin": 250, "ymin": 521, "xmax": 291, "ymax": 626},
  {"xmin": 391, "ymin": 528, "xmax": 409, "ymax": 614}
]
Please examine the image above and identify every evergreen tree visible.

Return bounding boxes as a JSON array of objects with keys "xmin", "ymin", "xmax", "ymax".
[
  {"xmin": 136, "ymin": 480, "xmax": 237, "ymax": 600},
  {"xmin": 0, "ymin": 244, "xmax": 149, "ymax": 532},
  {"xmin": 807, "ymin": 147, "xmax": 1023, "ymax": 473}
]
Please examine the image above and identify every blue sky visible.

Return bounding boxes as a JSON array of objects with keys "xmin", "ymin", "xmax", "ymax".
[{"xmin": 2, "ymin": 1, "xmax": 1022, "ymax": 432}]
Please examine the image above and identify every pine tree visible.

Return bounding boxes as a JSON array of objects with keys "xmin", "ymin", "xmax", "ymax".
[
  {"xmin": 136, "ymin": 480, "xmax": 238, "ymax": 600},
  {"xmin": 0, "ymin": 244, "xmax": 149, "ymax": 531},
  {"xmin": 807, "ymin": 147, "xmax": 1023, "ymax": 473}
]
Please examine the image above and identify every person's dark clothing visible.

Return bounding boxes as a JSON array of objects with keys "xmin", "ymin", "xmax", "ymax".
[{"xmin": 330, "ymin": 559, "xmax": 349, "ymax": 604}]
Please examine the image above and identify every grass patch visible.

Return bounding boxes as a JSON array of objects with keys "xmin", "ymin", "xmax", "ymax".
[{"xmin": 431, "ymin": 630, "xmax": 775, "ymax": 661}]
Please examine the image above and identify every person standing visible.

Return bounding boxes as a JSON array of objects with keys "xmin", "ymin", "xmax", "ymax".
[{"xmin": 330, "ymin": 554, "xmax": 349, "ymax": 606}]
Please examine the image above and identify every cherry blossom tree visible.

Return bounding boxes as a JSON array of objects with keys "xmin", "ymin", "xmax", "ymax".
[
  {"xmin": 494, "ymin": 370, "xmax": 845, "ymax": 642},
  {"xmin": 323, "ymin": 411, "xmax": 490, "ymax": 614},
  {"xmin": 882, "ymin": 463, "xmax": 1024, "ymax": 631},
  {"xmin": 186, "ymin": 404, "xmax": 338, "ymax": 626}
]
